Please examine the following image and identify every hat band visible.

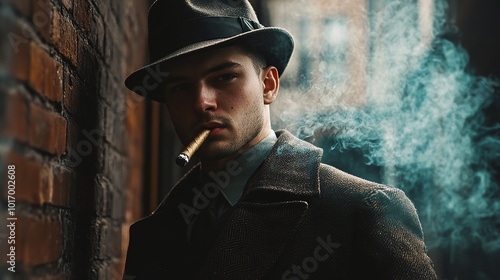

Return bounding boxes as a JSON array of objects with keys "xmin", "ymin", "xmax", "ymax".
[{"xmin": 149, "ymin": 17, "xmax": 264, "ymax": 61}]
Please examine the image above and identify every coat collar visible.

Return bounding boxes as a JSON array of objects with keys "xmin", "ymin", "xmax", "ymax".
[
  {"xmin": 242, "ymin": 129, "xmax": 323, "ymax": 201},
  {"xmin": 139, "ymin": 130, "xmax": 324, "ymax": 279},
  {"xmin": 197, "ymin": 130, "xmax": 324, "ymax": 279}
]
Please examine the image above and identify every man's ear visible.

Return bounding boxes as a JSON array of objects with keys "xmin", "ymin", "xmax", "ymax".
[{"xmin": 261, "ymin": 66, "xmax": 279, "ymax": 105}]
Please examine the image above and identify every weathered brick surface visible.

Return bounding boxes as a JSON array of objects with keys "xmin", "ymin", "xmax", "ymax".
[
  {"xmin": 32, "ymin": 0, "xmax": 53, "ymax": 42},
  {"xmin": 28, "ymin": 103, "xmax": 67, "ymax": 156},
  {"xmin": 29, "ymin": 41, "xmax": 63, "ymax": 102},
  {"xmin": 1, "ymin": 213, "xmax": 24, "ymax": 263},
  {"xmin": 73, "ymin": 0, "xmax": 90, "ymax": 31},
  {"xmin": 52, "ymin": 9, "xmax": 77, "ymax": 65},
  {"xmin": 8, "ymin": 22, "xmax": 31, "ymax": 82},
  {"xmin": 64, "ymin": 68, "xmax": 99, "ymax": 126},
  {"xmin": 12, "ymin": 0, "xmax": 33, "ymax": 18},
  {"xmin": 21, "ymin": 215, "xmax": 62, "ymax": 266},
  {"xmin": 61, "ymin": 0, "xmax": 73, "ymax": 12},
  {"xmin": 31, "ymin": 274, "xmax": 66, "ymax": 280},
  {"xmin": 76, "ymin": 36, "xmax": 100, "ymax": 94},
  {"xmin": 104, "ymin": 104, "xmax": 128, "ymax": 153},
  {"xmin": 50, "ymin": 166, "xmax": 73, "ymax": 207},
  {"xmin": 89, "ymin": 7, "xmax": 105, "ymax": 56},
  {"xmin": 5, "ymin": 152, "xmax": 72, "ymax": 207},
  {"xmin": 2, "ymin": 93, "xmax": 29, "ymax": 142},
  {"xmin": 94, "ymin": 176, "xmax": 110, "ymax": 217},
  {"xmin": 110, "ymin": 225, "xmax": 122, "ymax": 258},
  {"xmin": 4, "ymin": 152, "xmax": 43, "ymax": 205},
  {"xmin": 1, "ymin": 0, "xmax": 151, "ymax": 278}
]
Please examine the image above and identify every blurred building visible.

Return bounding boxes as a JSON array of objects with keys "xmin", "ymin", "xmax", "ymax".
[{"xmin": 261, "ymin": 1, "xmax": 500, "ymax": 279}]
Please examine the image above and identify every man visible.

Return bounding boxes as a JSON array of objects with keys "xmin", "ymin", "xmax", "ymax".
[{"xmin": 123, "ymin": 0, "xmax": 437, "ymax": 279}]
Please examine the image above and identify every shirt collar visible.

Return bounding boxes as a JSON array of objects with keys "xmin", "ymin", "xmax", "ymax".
[{"xmin": 207, "ymin": 130, "xmax": 278, "ymax": 206}]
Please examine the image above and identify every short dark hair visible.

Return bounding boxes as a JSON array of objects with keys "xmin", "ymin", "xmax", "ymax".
[{"xmin": 239, "ymin": 45, "xmax": 267, "ymax": 75}]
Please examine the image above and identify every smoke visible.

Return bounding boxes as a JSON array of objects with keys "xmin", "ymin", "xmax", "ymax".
[
  {"xmin": 0, "ymin": 0, "xmax": 17, "ymax": 187},
  {"xmin": 0, "ymin": 0, "xmax": 12, "ymax": 75},
  {"xmin": 274, "ymin": 0, "xmax": 500, "ymax": 252},
  {"xmin": 0, "ymin": 0, "xmax": 16, "ymax": 140}
]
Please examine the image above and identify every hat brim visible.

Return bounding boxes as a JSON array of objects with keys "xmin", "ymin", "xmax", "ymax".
[{"xmin": 124, "ymin": 27, "xmax": 294, "ymax": 102}]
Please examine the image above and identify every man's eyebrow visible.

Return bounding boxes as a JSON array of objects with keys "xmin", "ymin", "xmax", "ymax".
[
  {"xmin": 162, "ymin": 61, "xmax": 243, "ymax": 86},
  {"xmin": 162, "ymin": 76, "xmax": 187, "ymax": 86},
  {"xmin": 203, "ymin": 61, "xmax": 243, "ymax": 75}
]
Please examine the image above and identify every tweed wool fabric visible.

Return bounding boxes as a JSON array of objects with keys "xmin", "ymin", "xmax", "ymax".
[{"xmin": 123, "ymin": 130, "xmax": 437, "ymax": 279}]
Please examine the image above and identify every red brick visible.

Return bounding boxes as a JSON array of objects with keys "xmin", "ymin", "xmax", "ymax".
[
  {"xmin": 89, "ymin": 7, "xmax": 105, "ymax": 55},
  {"xmin": 12, "ymin": 0, "xmax": 33, "ymax": 18},
  {"xmin": 28, "ymin": 42, "xmax": 47, "ymax": 95},
  {"xmin": 8, "ymin": 24, "xmax": 31, "ymax": 81},
  {"xmin": 50, "ymin": 166, "xmax": 72, "ymax": 207},
  {"xmin": 21, "ymin": 215, "xmax": 62, "ymax": 266},
  {"xmin": 65, "ymin": 119, "xmax": 79, "ymax": 155},
  {"xmin": 126, "ymin": 97, "xmax": 146, "ymax": 160},
  {"xmin": 29, "ymin": 42, "xmax": 63, "ymax": 102},
  {"xmin": 126, "ymin": 164, "xmax": 143, "ymax": 223},
  {"xmin": 64, "ymin": 69, "xmax": 100, "ymax": 130},
  {"xmin": 47, "ymin": 59, "xmax": 64, "ymax": 102},
  {"xmin": 52, "ymin": 10, "xmax": 77, "ymax": 65},
  {"xmin": 2, "ymin": 93, "xmax": 29, "ymax": 142},
  {"xmin": 1, "ymin": 212, "xmax": 24, "ymax": 263},
  {"xmin": 28, "ymin": 104, "xmax": 67, "ymax": 156},
  {"xmin": 31, "ymin": 274, "xmax": 66, "ymax": 280},
  {"xmin": 76, "ymin": 36, "xmax": 100, "ymax": 93},
  {"xmin": 74, "ymin": 0, "xmax": 90, "ymax": 31},
  {"xmin": 32, "ymin": 0, "xmax": 53, "ymax": 42},
  {"xmin": 110, "ymin": 226, "xmax": 122, "ymax": 258},
  {"xmin": 63, "ymin": 70, "xmax": 80, "ymax": 117},
  {"xmin": 4, "ymin": 152, "xmax": 44, "ymax": 206},
  {"xmin": 105, "ymin": 105, "xmax": 128, "ymax": 153},
  {"xmin": 61, "ymin": 0, "xmax": 73, "ymax": 12},
  {"xmin": 4, "ymin": 153, "xmax": 72, "ymax": 207}
]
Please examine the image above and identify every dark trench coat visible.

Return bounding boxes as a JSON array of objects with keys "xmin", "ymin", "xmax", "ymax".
[{"xmin": 123, "ymin": 130, "xmax": 437, "ymax": 279}]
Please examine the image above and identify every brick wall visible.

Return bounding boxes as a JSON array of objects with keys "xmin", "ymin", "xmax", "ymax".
[{"xmin": 0, "ymin": 0, "xmax": 152, "ymax": 279}]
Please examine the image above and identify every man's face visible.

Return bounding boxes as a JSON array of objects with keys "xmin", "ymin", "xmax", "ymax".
[{"xmin": 161, "ymin": 46, "xmax": 275, "ymax": 162}]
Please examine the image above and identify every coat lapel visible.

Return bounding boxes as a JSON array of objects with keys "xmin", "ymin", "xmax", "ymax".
[
  {"xmin": 198, "ymin": 130, "xmax": 324, "ymax": 279},
  {"xmin": 198, "ymin": 201, "xmax": 308, "ymax": 279}
]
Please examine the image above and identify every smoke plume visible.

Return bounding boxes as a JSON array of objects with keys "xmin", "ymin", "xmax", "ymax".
[{"xmin": 274, "ymin": 0, "xmax": 500, "ymax": 253}]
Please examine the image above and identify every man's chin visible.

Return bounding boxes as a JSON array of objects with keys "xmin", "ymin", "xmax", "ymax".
[{"xmin": 198, "ymin": 142, "xmax": 240, "ymax": 162}]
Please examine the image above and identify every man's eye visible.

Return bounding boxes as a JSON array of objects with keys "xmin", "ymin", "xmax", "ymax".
[
  {"xmin": 170, "ymin": 84, "xmax": 189, "ymax": 92},
  {"xmin": 218, "ymin": 73, "xmax": 237, "ymax": 81}
]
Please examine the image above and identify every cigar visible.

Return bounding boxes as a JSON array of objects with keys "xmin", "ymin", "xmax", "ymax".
[{"xmin": 175, "ymin": 129, "xmax": 211, "ymax": 167}]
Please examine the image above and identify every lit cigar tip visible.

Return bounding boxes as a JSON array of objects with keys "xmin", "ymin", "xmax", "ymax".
[
  {"xmin": 176, "ymin": 153, "xmax": 189, "ymax": 167},
  {"xmin": 175, "ymin": 129, "xmax": 212, "ymax": 167}
]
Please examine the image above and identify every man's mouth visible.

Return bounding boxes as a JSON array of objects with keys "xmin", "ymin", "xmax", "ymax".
[
  {"xmin": 209, "ymin": 127, "xmax": 225, "ymax": 136},
  {"xmin": 199, "ymin": 121, "xmax": 226, "ymax": 136}
]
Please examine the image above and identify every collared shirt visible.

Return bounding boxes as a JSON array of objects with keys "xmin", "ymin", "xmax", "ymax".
[
  {"xmin": 187, "ymin": 130, "xmax": 277, "ymax": 260},
  {"xmin": 202, "ymin": 130, "xmax": 278, "ymax": 206}
]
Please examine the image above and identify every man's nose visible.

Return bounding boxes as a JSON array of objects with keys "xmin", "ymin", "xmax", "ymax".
[{"xmin": 194, "ymin": 83, "xmax": 217, "ymax": 112}]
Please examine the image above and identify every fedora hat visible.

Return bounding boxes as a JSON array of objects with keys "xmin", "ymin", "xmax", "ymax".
[{"xmin": 124, "ymin": 0, "xmax": 294, "ymax": 102}]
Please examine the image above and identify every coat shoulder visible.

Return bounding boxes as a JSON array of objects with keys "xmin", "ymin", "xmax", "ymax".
[
  {"xmin": 317, "ymin": 163, "xmax": 390, "ymax": 202},
  {"xmin": 316, "ymin": 163, "xmax": 418, "ymax": 220}
]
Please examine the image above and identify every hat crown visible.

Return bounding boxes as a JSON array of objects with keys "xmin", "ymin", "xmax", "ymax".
[
  {"xmin": 149, "ymin": 0, "xmax": 259, "ymax": 26},
  {"xmin": 125, "ymin": 0, "xmax": 294, "ymax": 101},
  {"xmin": 148, "ymin": 0, "xmax": 261, "ymax": 62}
]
